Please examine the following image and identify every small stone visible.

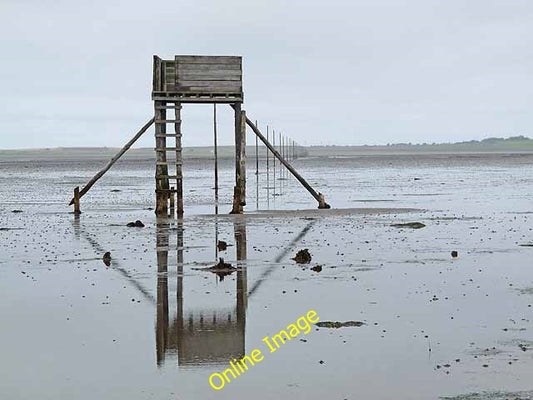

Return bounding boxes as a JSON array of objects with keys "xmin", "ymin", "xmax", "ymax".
[
  {"xmin": 451, "ymin": 251, "xmax": 458, "ymax": 258},
  {"xmin": 311, "ymin": 265, "xmax": 322, "ymax": 273},
  {"xmin": 391, "ymin": 222, "xmax": 426, "ymax": 229},
  {"xmin": 292, "ymin": 249, "xmax": 312, "ymax": 264},
  {"xmin": 103, "ymin": 252, "xmax": 111, "ymax": 266},
  {"xmin": 316, "ymin": 321, "xmax": 365, "ymax": 328},
  {"xmin": 127, "ymin": 220, "xmax": 145, "ymax": 227}
]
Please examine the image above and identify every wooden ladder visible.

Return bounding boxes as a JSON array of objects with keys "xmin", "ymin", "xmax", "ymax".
[{"xmin": 154, "ymin": 101, "xmax": 183, "ymax": 216}]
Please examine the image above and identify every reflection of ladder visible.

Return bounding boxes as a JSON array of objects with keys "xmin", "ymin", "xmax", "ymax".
[{"xmin": 154, "ymin": 101, "xmax": 183, "ymax": 216}]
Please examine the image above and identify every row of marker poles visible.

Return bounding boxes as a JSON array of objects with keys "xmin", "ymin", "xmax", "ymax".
[
  {"xmin": 212, "ymin": 105, "xmax": 304, "ymax": 213},
  {"xmin": 253, "ymin": 121, "xmax": 303, "ymax": 208}
]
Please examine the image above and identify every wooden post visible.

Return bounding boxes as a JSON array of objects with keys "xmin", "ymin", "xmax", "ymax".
[
  {"xmin": 281, "ymin": 136, "xmax": 287, "ymax": 178},
  {"xmin": 214, "ymin": 104, "xmax": 219, "ymax": 214},
  {"xmin": 154, "ymin": 56, "xmax": 167, "ymax": 216},
  {"xmin": 231, "ymin": 104, "xmax": 246, "ymax": 214},
  {"xmin": 292, "ymin": 140, "xmax": 295, "ymax": 159},
  {"xmin": 175, "ymin": 103, "xmax": 184, "ymax": 217},
  {"xmin": 155, "ymin": 101, "xmax": 169, "ymax": 215},
  {"xmin": 255, "ymin": 120, "xmax": 259, "ymax": 176},
  {"xmin": 279, "ymin": 132, "xmax": 282, "ymax": 180},
  {"xmin": 266, "ymin": 125, "xmax": 270, "ymax": 189},
  {"xmin": 73, "ymin": 186, "xmax": 81, "ymax": 214},
  {"xmin": 272, "ymin": 130, "xmax": 276, "ymax": 192},
  {"xmin": 239, "ymin": 109, "xmax": 247, "ymax": 208}
]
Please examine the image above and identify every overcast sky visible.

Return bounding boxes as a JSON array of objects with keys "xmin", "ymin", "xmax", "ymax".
[{"xmin": 0, "ymin": 0, "xmax": 531, "ymax": 149}]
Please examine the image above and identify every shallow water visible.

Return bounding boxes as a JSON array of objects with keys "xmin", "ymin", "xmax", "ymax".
[{"xmin": 1, "ymin": 152, "xmax": 533, "ymax": 399}]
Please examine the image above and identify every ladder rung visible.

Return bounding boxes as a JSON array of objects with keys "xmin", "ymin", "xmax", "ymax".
[
  {"xmin": 155, "ymin": 105, "xmax": 182, "ymax": 110},
  {"xmin": 155, "ymin": 119, "xmax": 181, "ymax": 123},
  {"xmin": 155, "ymin": 147, "xmax": 182, "ymax": 151},
  {"xmin": 155, "ymin": 134, "xmax": 182, "ymax": 138},
  {"xmin": 156, "ymin": 161, "xmax": 183, "ymax": 166},
  {"xmin": 155, "ymin": 188, "xmax": 179, "ymax": 193},
  {"xmin": 156, "ymin": 175, "xmax": 181, "ymax": 179}
]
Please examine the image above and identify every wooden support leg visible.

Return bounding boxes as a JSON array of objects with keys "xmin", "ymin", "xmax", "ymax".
[
  {"xmin": 155, "ymin": 101, "xmax": 169, "ymax": 215},
  {"xmin": 175, "ymin": 103, "xmax": 184, "ymax": 217},
  {"xmin": 73, "ymin": 186, "xmax": 81, "ymax": 214},
  {"xmin": 213, "ymin": 104, "xmax": 219, "ymax": 214},
  {"xmin": 231, "ymin": 104, "xmax": 246, "ymax": 214},
  {"xmin": 239, "ymin": 110, "xmax": 246, "ymax": 208}
]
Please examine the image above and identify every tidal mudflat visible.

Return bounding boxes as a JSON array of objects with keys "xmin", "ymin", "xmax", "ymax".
[{"xmin": 1, "ymin": 151, "xmax": 532, "ymax": 399}]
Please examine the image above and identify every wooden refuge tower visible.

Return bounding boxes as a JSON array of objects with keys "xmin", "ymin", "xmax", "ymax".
[
  {"xmin": 69, "ymin": 54, "xmax": 329, "ymax": 215},
  {"xmin": 152, "ymin": 55, "xmax": 246, "ymax": 216}
]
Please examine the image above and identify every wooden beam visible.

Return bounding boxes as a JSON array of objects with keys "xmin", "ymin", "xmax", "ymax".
[{"xmin": 69, "ymin": 117, "xmax": 154, "ymax": 205}]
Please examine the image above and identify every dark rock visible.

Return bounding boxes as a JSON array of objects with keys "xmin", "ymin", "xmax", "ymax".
[
  {"xmin": 391, "ymin": 222, "xmax": 426, "ymax": 229},
  {"xmin": 311, "ymin": 265, "xmax": 322, "ymax": 273},
  {"xmin": 293, "ymin": 249, "xmax": 312, "ymax": 264},
  {"xmin": 127, "ymin": 220, "xmax": 145, "ymax": 227},
  {"xmin": 316, "ymin": 321, "xmax": 365, "ymax": 328},
  {"xmin": 103, "ymin": 252, "xmax": 111, "ymax": 266},
  {"xmin": 451, "ymin": 250, "xmax": 458, "ymax": 258}
]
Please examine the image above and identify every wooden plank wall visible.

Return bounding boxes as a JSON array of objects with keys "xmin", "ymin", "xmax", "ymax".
[{"xmin": 160, "ymin": 56, "xmax": 242, "ymax": 94}]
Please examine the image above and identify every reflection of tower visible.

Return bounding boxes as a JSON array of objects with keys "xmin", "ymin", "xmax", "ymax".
[
  {"xmin": 155, "ymin": 219, "xmax": 248, "ymax": 367},
  {"xmin": 156, "ymin": 221, "xmax": 170, "ymax": 367},
  {"xmin": 234, "ymin": 220, "xmax": 247, "ymax": 337}
]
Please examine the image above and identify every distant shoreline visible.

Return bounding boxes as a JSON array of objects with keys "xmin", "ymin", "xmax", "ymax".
[{"xmin": 1, "ymin": 136, "xmax": 532, "ymax": 161}]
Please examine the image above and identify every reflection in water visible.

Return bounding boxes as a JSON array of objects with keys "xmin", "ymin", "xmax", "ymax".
[
  {"xmin": 156, "ymin": 219, "xmax": 248, "ymax": 367},
  {"xmin": 73, "ymin": 214, "xmax": 312, "ymax": 369},
  {"xmin": 247, "ymin": 219, "xmax": 316, "ymax": 298},
  {"xmin": 72, "ymin": 217, "xmax": 155, "ymax": 304}
]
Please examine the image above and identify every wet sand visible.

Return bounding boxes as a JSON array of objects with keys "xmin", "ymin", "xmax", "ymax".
[{"xmin": 1, "ymin": 151, "xmax": 532, "ymax": 399}]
